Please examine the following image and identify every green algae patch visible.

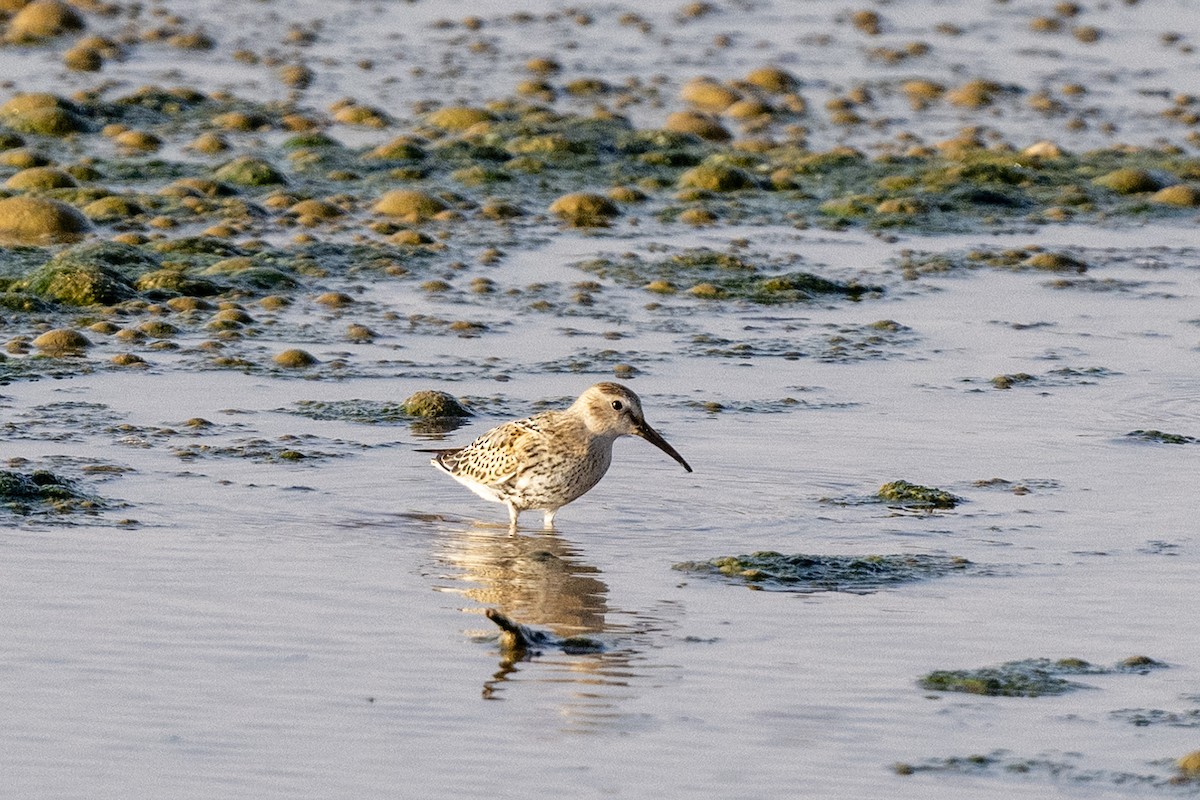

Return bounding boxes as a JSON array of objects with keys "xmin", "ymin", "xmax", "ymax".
[
  {"xmin": 920, "ymin": 656, "xmax": 1166, "ymax": 697},
  {"xmin": 878, "ymin": 480, "xmax": 961, "ymax": 509},
  {"xmin": 0, "ymin": 469, "xmax": 100, "ymax": 515},
  {"xmin": 673, "ymin": 552, "xmax": 970, "ymax": 593},
  {"xmin": 1125, "ymin": 429, "xmax": 1198, "ymax": 445}
]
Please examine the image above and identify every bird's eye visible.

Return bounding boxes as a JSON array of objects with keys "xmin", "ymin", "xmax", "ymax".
[{"xmin": 611, "ymin": 400, "xmax": 624, "ymax": 411}]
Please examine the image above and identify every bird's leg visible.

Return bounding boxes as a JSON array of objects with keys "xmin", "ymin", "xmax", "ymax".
[
  {"xmin": 542, "ymin": 508, "xmax": 556, "ymax": 530},
  {"xmin": 507, "ymin": 502, "xmax": 519, "ymax": 533}
]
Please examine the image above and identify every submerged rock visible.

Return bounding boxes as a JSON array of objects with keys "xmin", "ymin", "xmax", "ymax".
[{"xmin": 673, "ymin": 552, "xmax": 970, "ymax": 592}]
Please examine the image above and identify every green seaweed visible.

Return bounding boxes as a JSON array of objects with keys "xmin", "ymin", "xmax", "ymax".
[{"xmin": 672, "ymin": 552, "xmax": 971, "ymax": 593}]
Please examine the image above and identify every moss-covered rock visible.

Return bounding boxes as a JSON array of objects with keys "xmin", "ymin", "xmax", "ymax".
[
  {"xmin": 548, "ymin": 192, "xmax": 619, "ymax": 227},
  {"xmin": 919, "ymin": 656, "xmax": 1157, "ymax": 697},
  {"xmin": 31, "ymin": 327, "xmax": 91, "ymax": 353},
  {"xmin": 402, "ymin": 389, "xmax": 470, "ymax": 417},
  {"xmin": 0, "ymin": 469, "xmax": 96, "ymax": 514},
  {"xmin": 426, "ymin": 106, "xmax": 494, "ymax": 130},
  {"xmin": 6, "ymin": 0, "xmax": 85, "ymax": 41},
  {"xmin": 1092, "ymin": 167, "xmax": 1161, "ymax": 194},
  {"xmin": 213, "ymin": 156, "xmax": 287, "ymax": 186},
  {"xmin": 878, "ymin": 479, "xmax": 961, "ymax": 509},
  {"xmin": 0, "ymin": 94, "xmax": 89, "ymax": 136},
  {"xmin": 5, "ymin": 166, "xmax": 78, "ymax": 190},
  {"xmin": 677, "ymin": 163, "xmax": 756, "ymax": 192},
  {"xmin": 663, "ymin": 111, "xmax": 731, "ymax": 142},
  {"xmin": 18, "ymin": 241, "xmax": 156, "ymax": 304},
  {"xmin": 273, "ymin": 348, "xmax": 318, "ymax": 368},
  {"xmin": 1148, "ymin": 184, "xmax": 1200, "ymax": 207},
  {"xmin": 372, "ymin": 189, "xmax": 448, "ymax": 222},
  {"xmin": 81, "ymin": 195, "xmax": 146, "ymax": 222},
  {"xmin": 0, "ymin": 196, "xmax": 90, "ymax": 243}
]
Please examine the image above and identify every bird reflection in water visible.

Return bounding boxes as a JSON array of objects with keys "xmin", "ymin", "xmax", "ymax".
[{"xmin": 436, "ymin": 523, "xmax": 639, "ymax": 705}]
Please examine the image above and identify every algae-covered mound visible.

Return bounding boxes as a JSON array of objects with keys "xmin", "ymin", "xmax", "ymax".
[
  {"xmin": 878, "ymin": 479, "xmax": 961, "ymax": 509},
  {"xmin": 0, "ymin": 469, "xmax": 98, "ymax": 514},
  {"xmin": 920, "ymin": 656, "xmax": 1165, "ymax": 697},
  {"xmin": 673, "ymin": 551, "xmax": 971, "ymax": 593}
]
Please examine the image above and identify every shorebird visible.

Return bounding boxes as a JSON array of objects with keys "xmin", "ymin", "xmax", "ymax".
[{"xmin": 425, "ymin": 382, "xmax": 692, "ymax": 529}]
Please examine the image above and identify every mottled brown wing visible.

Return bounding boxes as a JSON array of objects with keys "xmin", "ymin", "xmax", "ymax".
[{"xmin": 436, "ymin": 417, "xmax": 544, "ymax": 488}]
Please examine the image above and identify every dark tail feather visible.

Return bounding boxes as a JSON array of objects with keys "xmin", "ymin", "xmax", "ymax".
[{"xmin": 415, "ymin": 447, "xmax": 462, "ymax": 468}]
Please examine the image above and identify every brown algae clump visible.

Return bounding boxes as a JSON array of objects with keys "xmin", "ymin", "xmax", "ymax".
[
  {"xmin": 878, "ymin": 479, "xmax": 961, "ymax": 509},
  {"xmin": 31, "ymin": 328, "xmax": 91, "ymax": 354},
  {"xmin": 0, "ymin": 196, "xmax": 90, "ymax": 243},
  {"xmin": 548, "ymin": 192, "xmax": 619, "ymax": 227},
  {"xmin": 373, "ymin": 189, "xmax": 448, "ymax": 223},
  {"xmin": 673, "ymin": 552, "xmax": 970, "ymax": 593}
]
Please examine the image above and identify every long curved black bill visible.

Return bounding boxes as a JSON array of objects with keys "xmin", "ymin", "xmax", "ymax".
[{"xmin": 636, "ymin": 422, "xmax": 693, "ymax": 473}]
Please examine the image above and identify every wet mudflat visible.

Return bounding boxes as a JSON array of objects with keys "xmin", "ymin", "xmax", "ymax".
[{"xmin": 2, "ymin": 0, "xmax": 1200, "ymax": 797}]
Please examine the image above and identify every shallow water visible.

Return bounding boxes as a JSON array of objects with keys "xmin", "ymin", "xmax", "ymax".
[{"xmin": 4, "ymin": 0, "xmax": 1200, "ymax": 797}]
